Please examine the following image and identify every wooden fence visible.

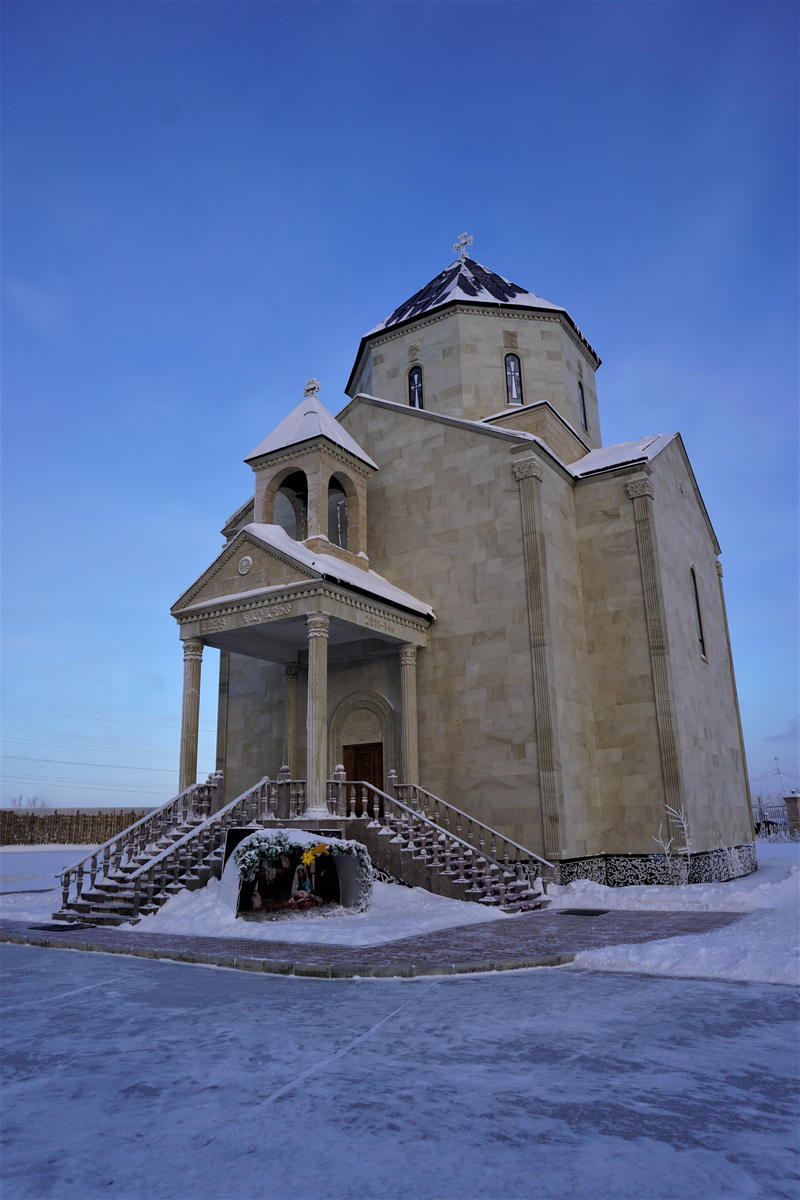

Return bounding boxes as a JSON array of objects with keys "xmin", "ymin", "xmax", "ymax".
[{"xmin": 0, "ymin": 809, "xmax": 151, "ymax": 846}]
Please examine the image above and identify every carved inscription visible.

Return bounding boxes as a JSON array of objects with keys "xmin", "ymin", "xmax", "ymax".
[
  {"xmin": 242, "ymin": 603, "xmax": 292, "ymax": 625},
  {"xmin": 201, "ymin": 618, "xmax": 226, "ymax": 633},
  {"xmin": 364, "ymin": 613, "xmax": 395, "ymax": 634}
]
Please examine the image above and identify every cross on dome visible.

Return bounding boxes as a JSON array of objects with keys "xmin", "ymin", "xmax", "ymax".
[
  {"xmin": 453, "ymin": 232, "xmax": 473, "ymax": 260},
  {"xmin": 304, "ymin": 378, "xmax": 321, "ymax": 398}
]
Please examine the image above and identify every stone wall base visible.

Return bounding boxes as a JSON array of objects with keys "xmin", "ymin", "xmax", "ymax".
[{"xmin": 552, "ymin": 843, "xmax": 758, "ymax": 887}]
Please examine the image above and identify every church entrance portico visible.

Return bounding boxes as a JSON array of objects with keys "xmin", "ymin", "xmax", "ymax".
[{"xmin": 172, "ymin": 529, "xmax": 432, "ymax": 809}]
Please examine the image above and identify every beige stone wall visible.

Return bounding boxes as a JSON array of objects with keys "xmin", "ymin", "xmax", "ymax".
[
  {"xmin": 351, "ymin": 307, "xmax": 601, "ymax": 448},
  {"xmin": 574, "ymin": 473, "xmax": 666, "ymax": 852},
  {"xmin": 487, "ymin": 403, "xmax": 589, "ymax": 465},
  {"xmin": 223, "ymin": 655, "xmax": 288, "ymax": 801},
  {"xmin": 649, "ymin": 440, "xmax": 752, "ymax": 847},
  {"xmin": 536, "ymin": 462, "xmax": 603, "ymax": 858},
  {"xmin": 340, "ymin": 400, "xmax": 551, "ymax": 854}
]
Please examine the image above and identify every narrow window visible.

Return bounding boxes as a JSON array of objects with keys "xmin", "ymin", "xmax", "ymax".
[
  {"xmin": 328, "ymin": 478, "xmax": 349, "ymax": 549},
  {"xmin": 690, "ymin": 568, "xmax": 706, "ymax": 658},
  {"xmin": 578, "ymin": 381, "xmax": 588, "ymax": 431},
  {"xmin": 408, "ymin": 366, "xmax": 424, "ymax": 409},
  {"xmin": 505, "ymin": 354, "xmax": 523, "ymax": 405}
]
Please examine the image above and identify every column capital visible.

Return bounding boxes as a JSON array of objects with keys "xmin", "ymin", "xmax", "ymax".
[
  {"xmin": 306, "ymin": 613, "xmax": 330, "ymax": 639},
  {"xmin": 182, "ymin": 638, "xmax": 204, "ymax": 662},
  {"xmin": 283, "ymin": 663, "xmax": 301, "ymax": 681},
  {"xmin": 513, "ymin": 457, "xmax": 543, "ymax": 483},
  {"xmin": 626, "ymin": 479, "xmax": 654, "ymax": 500},
  {"xmin": 398, "ymin": 644, "xmax": 417, "ymax": 667}
]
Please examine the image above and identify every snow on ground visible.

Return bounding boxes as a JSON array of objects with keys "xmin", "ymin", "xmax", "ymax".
[
  {"xmin": 130, "ymin": 877, "xmax": 509, "ymax": 946},
  {"xmin": 0, "ymin": 846, "xmax": 98, "ymax": 892},
  {"xmin": 547, "ymin": 841, "xmax": 800, "ymax": 913},
  {"xmin": 1, "ymin": 945, "xmax": 797, "ymax": 1200},
  {"xmin": 568, "ymin": 843, "xmax": 800, "ymax": 986}
]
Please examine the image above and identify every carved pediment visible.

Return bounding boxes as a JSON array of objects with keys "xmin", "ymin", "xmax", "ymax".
[{"xmin": 172, "ymin": 533, "xmax": 317, "ymax": 615}]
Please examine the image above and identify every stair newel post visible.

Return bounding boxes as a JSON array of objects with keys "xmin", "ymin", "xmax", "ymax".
[
  {"xmin": 334, "ymin": 765, "xmax": 346, "ymax": 817},
  {"xmin": 61, "ymin": 872, "xmax": 70, "ymax": 909},
  {"xmin": 454, "ymin": 843, "xmax": 467, "ymax": 883}
]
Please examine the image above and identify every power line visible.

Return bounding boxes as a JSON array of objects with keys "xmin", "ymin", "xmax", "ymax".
[
  {"xmin": 1, "ymin": 775, "xmax": 176, "ymax": 797},
  {"xmin": 3, "ymin": 756, "xmax": 186, "ymax": 774},
  {"xmin": 2, "ymin": 737, "xmax": 183, "ymax": 759},
  {"xmin": 2, "ymin": 707, "xmax": 216, "ymax": 734}
]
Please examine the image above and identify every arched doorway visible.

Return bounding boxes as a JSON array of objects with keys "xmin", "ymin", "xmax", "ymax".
[{"xmin": 328, "ymin": 691, "xmax": 398, "ymax": 791}]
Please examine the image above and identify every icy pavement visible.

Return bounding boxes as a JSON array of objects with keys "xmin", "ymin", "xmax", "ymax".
[{"xmin": 0, "ymin": 944, "xmax": 797, "ymax": 1200}]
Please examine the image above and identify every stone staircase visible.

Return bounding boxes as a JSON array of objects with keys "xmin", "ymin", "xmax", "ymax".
[{"xmin": 53, "ymin": 773, "xmax": 552, "ymax": 926}]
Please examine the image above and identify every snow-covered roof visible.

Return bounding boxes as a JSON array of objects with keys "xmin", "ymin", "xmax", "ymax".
[
  {"xmin": 567, "ymin": 434, "xmax": 677, "ymax": 479},
  {"xmin": 368, "ymin": 257, "xmax": 567, "ymax": 335},
  {"xmin": 244, "ymin": 395, "xmax": 378, "ymax": 471},
  {"xmin": 239, "ymin": 524, "xmax": 434, "ymax": 619}
]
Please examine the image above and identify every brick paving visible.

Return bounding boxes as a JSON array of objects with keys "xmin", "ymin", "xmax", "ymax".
[{"xmin": 0, "ymin": 909, "xmax": 743, "ymax": 976}]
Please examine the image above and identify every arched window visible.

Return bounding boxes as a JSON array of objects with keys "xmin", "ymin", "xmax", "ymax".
[
  {"xmin": 328, "ymin": 478, "xmax": 349, "ymax": 549},
  {"xmin": 273, "ymin": 471, "xmax": 307, "ymax": 541},
  {"xmin": 505, "ymin": 354, "xmax": 523, "ymax": 405},
  {"xmin": 408, "ymin": 366, "xmax": 424, "ymax": 409},
  {"xmin": 690, "ymin": 568, "xmax": 706, "ymax": 659},
  {"xmin": 578, "ymin": 381, "xmax": 588, "ymax": 432}
]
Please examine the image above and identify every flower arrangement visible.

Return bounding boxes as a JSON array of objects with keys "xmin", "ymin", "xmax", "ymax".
[{"xmin": 232, "ymin": 831, "xmax": 373, "ymax": 911}]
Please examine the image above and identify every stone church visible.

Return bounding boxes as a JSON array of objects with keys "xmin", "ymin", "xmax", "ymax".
[{"xmin": 171, "ymin": 239, "xmax": 755, "ymax": 884}]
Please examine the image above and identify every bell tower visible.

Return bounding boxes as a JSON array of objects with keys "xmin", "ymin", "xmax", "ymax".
[{"xmin": 244, "ymin": 380, "xmax": 378, "ymax": 571}]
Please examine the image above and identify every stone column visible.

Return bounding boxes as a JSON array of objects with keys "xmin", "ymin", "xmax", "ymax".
[
  {"xmin": 514, "ymin": 457, "xmax": 563, "ymax": 858},
  {"xmin": 399, "ymin": 644, "xmax": 419, "ymax": 786},
  {"xmin": 305, "ymin": 613, "xmax": 330, "ymax": 812},
  {"xmin": 283, "ymin": 663, "xmax": 300, "ymax": 778},
  {"xmin": 179, "ymin": 639, "xmax": 203, "ymax": 792}
]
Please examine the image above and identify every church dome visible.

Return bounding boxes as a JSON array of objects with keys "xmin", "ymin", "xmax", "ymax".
[{"xmin": 367, "ymin": 255, "xmax": 568, "ymax": 335}]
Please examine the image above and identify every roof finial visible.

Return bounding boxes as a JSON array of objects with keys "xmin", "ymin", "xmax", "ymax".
[
  {"xmin": 303, "ymin": 378, "xmax": 321, "ymax": 398},
  {"xmin": 453, "ymin": 231, "xmax": 473, "ymax": 261}
]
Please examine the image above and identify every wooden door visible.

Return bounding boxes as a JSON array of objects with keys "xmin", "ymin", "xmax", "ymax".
[{"xmin": 342, "ymin": 742, "xmax": 384, "ymax": 791}]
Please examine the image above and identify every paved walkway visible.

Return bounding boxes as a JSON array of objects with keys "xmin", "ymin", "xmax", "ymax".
[
  {"xmin": 0, "ymin": 909, "xmax": 743, "ymax": 976},
  {"xmin": 2, "ymin": 944, "xmax": 797, "ymax": 1199}
]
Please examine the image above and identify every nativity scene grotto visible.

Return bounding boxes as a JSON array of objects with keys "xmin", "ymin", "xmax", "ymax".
[{"xmin": 54, "ymin": 237, "xmax": 755, "ymax": 929}]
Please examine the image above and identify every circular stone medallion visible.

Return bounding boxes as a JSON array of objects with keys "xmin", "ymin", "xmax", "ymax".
[{"xmin": 238, "ymin": 556, "xmax": 252, "ymax": 575}]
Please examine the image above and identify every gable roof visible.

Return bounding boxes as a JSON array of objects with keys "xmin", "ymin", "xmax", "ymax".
[
  {"xmin": 172, "ymin": 522, "xmax": 434, "ymax": 622},
  {"xmin": 244, "ymin": 395, "xmax": 378, "ymax": 470},
  {"xmin": 566, "ymin": 434, "xmax": 678, "ymax": 479}
]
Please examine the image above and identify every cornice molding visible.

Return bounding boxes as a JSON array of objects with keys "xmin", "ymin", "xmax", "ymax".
[
  {"xmin": 247, "ymin": 438, "xmax": 373, "ymax": 479},
  {"xmin": 173, "ymin": 578, "xmax": 429, "ymax": 634}
]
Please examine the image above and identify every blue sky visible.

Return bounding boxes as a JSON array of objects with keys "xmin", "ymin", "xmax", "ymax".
[{"xmin": 2, "ymin": 0, "xmax": 797, "ymax": 808}]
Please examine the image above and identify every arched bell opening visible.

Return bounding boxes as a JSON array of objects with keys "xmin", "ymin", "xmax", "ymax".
[
  {"xmin": 327, "ymin": 477, "xmax": 349, "ymax": 549},
  {"xmin": 270, "ymin": 470, "xmax": 308, "ymax": 541}
]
